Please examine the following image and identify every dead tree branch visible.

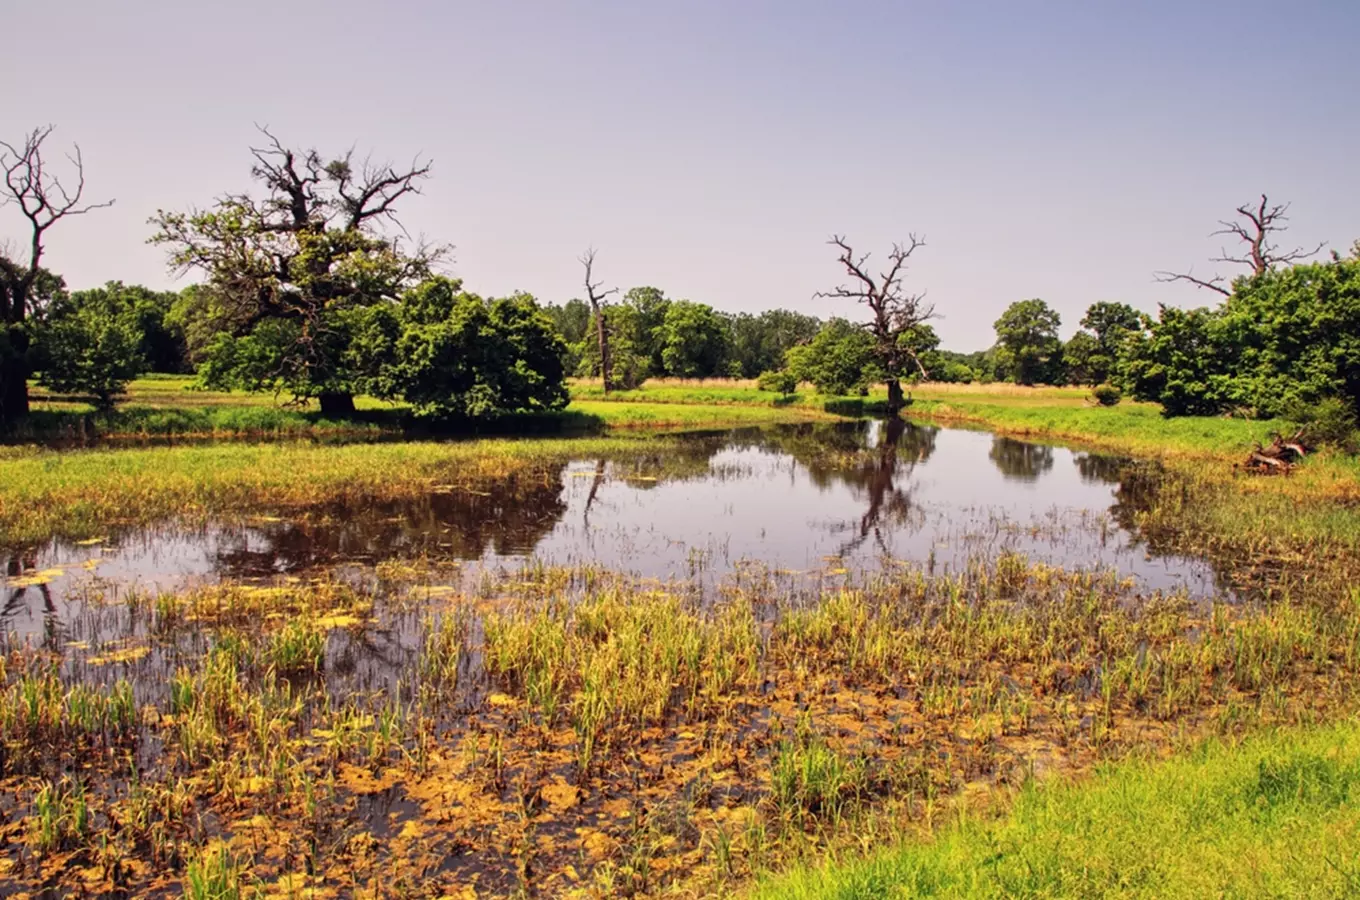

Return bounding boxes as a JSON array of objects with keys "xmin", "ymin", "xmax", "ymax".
[
  {"xmin": 580, "ymin": 247, "xmax": 619, "ymax": 393},
  {"xmin": 1156, "ymin": 194, "xmax": 1324, "ymax": 295},
  {"xmin": 814, "ymin": 235, "xmax": 933, "ymax": 410}
]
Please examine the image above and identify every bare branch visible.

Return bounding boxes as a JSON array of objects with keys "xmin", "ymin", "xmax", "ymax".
[
  {"xmin": 579, "ymin": 247, "xmax": 619, "ymax": 307},
  {"xmin": 1, "ymin": 125, "xmax": 113, "ymax": 300},
  {"xmin": 814, "ymin": 234, "xmax": 933, "ymax": 403},
  {"xmin": 579, "ymin": 247, "xmax": 619, "ymax": 393},
  {"xmin": 1153, "ymin": 269, "xmax": 1232, "ymax": 297},
  {"xmin": 1159, "ymin": 193, "xmax": 1324, "ymax": 294}
]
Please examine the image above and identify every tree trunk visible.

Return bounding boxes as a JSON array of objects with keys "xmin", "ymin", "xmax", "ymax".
[
  {"xmin": 886, "ymin": 379, "xmax": 905, "ymax": 416},
  {"xmin": 596, "ymin": 309, "xmax": 612, "ymax": 395},
  {"xmin": 0, "ymin": 328, "xmax": 31, "ymax": 429},
  {"xmin": 318, "ymin": 392, "xmax": 356, "ymax": 416}
]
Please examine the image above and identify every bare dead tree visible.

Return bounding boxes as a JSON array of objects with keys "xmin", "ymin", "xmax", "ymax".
[
  {"xmin": 0, "ymin": 126, "xmax": 114, "ymax": 426},
  {"xmin": 579, "ymin": 247, "xmax": 618, "ymax": 394},
  {"xmin": 814, "ymin": 235, "xmax": 934, "ymax": 414},
  {"xmin": 1155, "ymin": 194, "xmax": 1325, "ymax": 297}
]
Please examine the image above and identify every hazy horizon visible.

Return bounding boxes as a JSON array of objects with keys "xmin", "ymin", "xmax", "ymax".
[{"xmin": 4, "ymin": 0, "xmax": 1358, "ymax": 349}]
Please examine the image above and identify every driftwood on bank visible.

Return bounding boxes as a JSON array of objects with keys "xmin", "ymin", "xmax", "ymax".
[{"xmin": 1240, "ymin": 428, "xmax": 1309, "ymax": 475}]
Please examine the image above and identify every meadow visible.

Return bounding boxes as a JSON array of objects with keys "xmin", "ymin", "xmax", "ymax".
[{"xmin": 3, "ymin": 377, "xmax": 1360, "ymax": 898}]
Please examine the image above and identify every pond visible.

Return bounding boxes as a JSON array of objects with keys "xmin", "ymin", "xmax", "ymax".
[
  {"xmin": 2, "ymin": 420, "xmax": 1312, "ymax": 899},
  {"xmin": 3, "ymin": 419, "xmax": 1216, "ymax": 646}
]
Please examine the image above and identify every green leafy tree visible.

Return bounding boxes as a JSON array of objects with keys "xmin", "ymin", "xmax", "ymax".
[
  {"xmin": 729, "ymin": 309, "xmax": 821, "ymax": 378},
  {"xmin": 658, "ymin": 300, "xmax": 731, "ymax": 377},
  {"xmin": 34, "ymin": 288, "xmax": 146, "ymax": 408},
  {"xmin": 1, "ymin": 127, "xmax": 112, "ymax": 427},
  {"xmin": 1120, "ymin": 305, "xmax": 1232, "ymax": 416},
  {"xmin": 360, "ymin": 277, "xmax": 567, "ymax": 419},
  {"xmin": 576, "ymin": 301, "xmax": 649, "ymax": 389},
  {"xmin": 151, "ymin": 130, "xmax": 446, "ymax": 415},
  {"xmin": 993, "ymin": 299, "xmax": 1063, "ymax": 385},
  {"xmin": 815, "ymin": 236, "xmax": 933, "ymax": 413},
  {"xmin": 1062, "ymin": 330, "xmax": 1103, "ymax": 386},
  {"xmin": 786, "ymin": 318, "xmax": 878, "ymax": 395},
  {"xmin": 52, "ymin": 282, "xmax": 187, "ymax": 373},
  {"xmin": 1131, "ymin": 243, "xmax": 1360, "ymax": 419},
  {"xmin": 1210, "ymin": 251, "xmax": 1360, "ymax": 417},
  {"xmin": 756, "ymin": 368, "xmax": 798, "ymax": 396},
  {"xmin": 540, "ymin": 297, "xmax": 591, "ymax": 373},
  {"xmin": 619, "ymin": 286, "xmax": 670, "ymax": 376},
  {"xmin": 1079, "ymin": 301, "xmax": 1147, "ymax": 385}
]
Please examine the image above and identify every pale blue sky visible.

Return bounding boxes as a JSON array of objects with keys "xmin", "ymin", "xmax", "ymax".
[{"xmin": 4, "ymin": 0, "xmax": 1358, "ymax": 349}]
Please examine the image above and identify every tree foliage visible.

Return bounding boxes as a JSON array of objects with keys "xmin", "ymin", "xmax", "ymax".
[
  {"xmin": 1120, "ymin": 305, "xmax": 1231, "ymax": 416},
  {"xmin": 1127, "ymin": 247, "xmax": 1360, "ymax": 418},
  {"xmin": 658, "ymin": 300, "xmax": 731, "ymax": 378},
  {"xmin": 151, "ymin": 130, "xmax": 445, "ymax": 413},
  {"xmin": 993, "ymin": 299, "xmax": 1063, "ymax": 385},
  {"xmin": 360, "ymin": 277, "xmax": 567, "ymax": 419},
  {"xmin": 1073, "ymin": 301, "xmax": 1146, "ymax": 386},
  {"xmin": 729, "ymin": 309, "xmax": 821, "ymax": 378},
  {"xmin": 34, "ymin": 286, "xmax": 146, "ymax": 408},
  {"xmin": 786, "ymin": 318, "xmax": 878, "ymax": 395}
]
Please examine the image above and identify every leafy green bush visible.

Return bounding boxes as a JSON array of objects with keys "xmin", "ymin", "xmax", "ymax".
[
  {"xmin": 1091, "ymin": 383, "xmax": 1123, "ymax": 406},
  {"xmin": 756, "ymin": 369, "xmax": 798, "ymax": 396},
  {"xmin": 34, "ymin": 291, "xmax": 147, "ymax": 409},
  {"xmin": 785, "ymin": 319, "xmax": 877, "ymax": 395},
  {"xmin": 1287, "ymin": 396, "xmax": 1358, "ymax": 452},
  {"xmin": 363, "ymin": 278, "xmax": 569, "ymax": 420},
  {"xmin": 1124, "ymin": 251, "xmax": 1360, "ymax": 419}
]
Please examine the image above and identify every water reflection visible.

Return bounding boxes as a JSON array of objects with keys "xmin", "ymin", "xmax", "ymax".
[
  {"xmin": 990, "ymin": 436, "xmax": 1055, "ymax": 482},
  {"xmin": 1073, "ymin": 452, "xmax": 1128, "ymax": 485},
  {"xmin": 4, "ymin": 421, "xmax": 1227, "ymax": 637},
  {"xmin": 209, "ymin": 471, "xmax": 573, "ymax": 577}
]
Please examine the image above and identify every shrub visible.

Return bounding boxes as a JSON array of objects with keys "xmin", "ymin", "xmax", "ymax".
[
  {"xmin": 757, "ymin": 369, "xmax": 798, "ymax": 396},
  {"xmin": 1287, "ymin": 396, "xmax": 1358, "ymax": 452},
  {"xmin": 1091, "ymin": 383, "xmax": 1123, "ymax": 407},
  {"xmin": 34, "ymin": 292, "xmax": 147, "ymax": 409}
]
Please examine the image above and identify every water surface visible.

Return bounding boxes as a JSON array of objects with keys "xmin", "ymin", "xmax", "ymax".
[{"xmin": 2, "ymin": 420, "xmax": 1219, "ymax": 646}]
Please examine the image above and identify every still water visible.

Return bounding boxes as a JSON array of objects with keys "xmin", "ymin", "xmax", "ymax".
[{"xmin": 2, "ymin": 421, "xmax": 1218, "ymax": 643}]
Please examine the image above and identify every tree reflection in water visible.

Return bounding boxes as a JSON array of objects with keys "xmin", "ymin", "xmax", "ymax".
[
  {"xmin": 2, "ymin": 550, "xmax": 63, "ymax": 651},
  {"xmin": 208, "ymin": 463, "xmax": 573, "ymax": 578},
  {"xmin": 989, "ymin": 436, "xmax": 1055, "ymax": 482},
  {"xmin": 1072, "ymin": 451, "xmax": 1129, "ymax": 485}
]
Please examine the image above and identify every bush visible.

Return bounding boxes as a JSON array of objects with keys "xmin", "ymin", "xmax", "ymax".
[
  {"xmin": 757, "ymin": 369, "xmax": 798, "ymax": 396},
  {"xmin": 34, "ymin": 293, "xmax": 147, "ymax": 409},
  {"xmin": 1287, "ymin": 396, "xmax": 1358, "ymax": 452},
  {"xmin": 362, "ymin": 278, "xmax": 569, "ymax": 420},
  {"xmin": 1091, "ymin": 383, "xmax": 1123, "ymax": 407},
  {"xmin": 785, "ymin": 319, "xmax": 876, "ymax": 395}
]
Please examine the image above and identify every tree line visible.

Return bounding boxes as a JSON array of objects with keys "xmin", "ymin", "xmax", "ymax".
[{"xmin": 3, "ymin": 127, "xmax": 1356, "ymax": 428}]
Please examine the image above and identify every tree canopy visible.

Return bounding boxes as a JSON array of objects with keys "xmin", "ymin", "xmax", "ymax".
[
  {"xmin": 151, "ymin": 130, "xmax": 446, "ymax": 414},
  {"xmin": 993, "ymin": 299, "xmax": 1063, "ymax": 385}
]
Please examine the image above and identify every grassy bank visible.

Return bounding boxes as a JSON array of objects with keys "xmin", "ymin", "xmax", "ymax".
[
  {"xmin": 0, "ymin": 435, "xmax": 682, "ymax": 546},
  {"xmin": 753, "ymin": 719, "xmax": 1360, "ymax": 899},
  {"xmin": 18, "ymin": 376, "xmax": 842, "ymax": 442}
]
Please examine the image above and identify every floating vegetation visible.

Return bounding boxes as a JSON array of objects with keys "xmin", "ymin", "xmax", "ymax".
[{"xmin": 2, "ymin": 553, "xmax": 1358, "ymax": 897}]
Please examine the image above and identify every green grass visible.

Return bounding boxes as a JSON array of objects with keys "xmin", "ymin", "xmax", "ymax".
[
  {"xmin": 907, "ymin": 397, "xmax": 1286, "ymax": 460},
  {"xmin": 570, "ymin": 399, "xmax": 840, "ymax": 427},
  {"xmin": 18, "ymin": 376, "xmax": 842, "ymax": 441},
  {"xmin": 753, "ymin": 719, "xmax": 1360, "ymax": 899},
  {"xmin": 0, "ymin": 435, "xmax": 678, "ymax": 545}
]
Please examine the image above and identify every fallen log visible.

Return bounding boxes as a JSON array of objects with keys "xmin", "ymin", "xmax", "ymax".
[{"xmin": 1240, "ymin": 429, "xmax": 1309, "ymax": 475}]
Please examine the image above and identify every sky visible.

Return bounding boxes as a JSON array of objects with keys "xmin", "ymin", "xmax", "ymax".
[{"xmin": 4, "ymin": 0, "xmax": 1359, "ymax": 350}]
